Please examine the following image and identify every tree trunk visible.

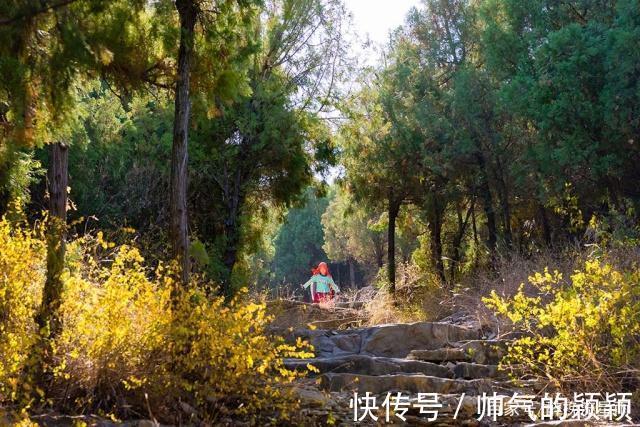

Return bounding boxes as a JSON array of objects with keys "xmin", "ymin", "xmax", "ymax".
[
  {"xmin": 428, "ymin": 196, "xmax": 446, "ymax": 284},
  {"xmin": 222, "ymin": 213, "xmax": 241, "ymax": 297},
  {"xmin": 475, "ymin": 151, "xmax": 497, "ymax": 254},
  {"xmin": 349, "ymin": 257, "xmax": 356, "ymax": 289},
  {"xmin": 497, "ymin": 174, "xmax": 512, "ymax": 249},
  {"xmin": 372, "ymin": 232, "xmax": 385, "ymax": 268},
  {"xmin": 38, "ymin": 142, "xmax": 68, "ymax": 338},
  {"xmin": 220, "ymin": 157, "xmax": 247, "ymax": 296},
  {"xmin": 29, "ymin": 142, "xmax": 68, "ymax": 398},
  {"xmin": 501, "ymin": 193, "xmax": 512, "ymax": 248},
  {"xmin": 0, "ymin": 151, "xmax": 15, "ymax": 216},
  {"xmin": 481, "ymin": 185, "xmax": 497, "ymax": 254},
  {"xmin": 539, "ymin": 203, "xmax": 552, "ymax": 246},
  {"xmin": 471, "ymin": 201, "xmax": 479, "ymax": 268},
  {"xmin": 450, "ymin": 200, "xmax": 473, "ymax": 284},
  {"xmin": 387, "ymin": 195, "xmax": 401, "ymax": 295},
  {"xmin": 493, "ymin": 153, "xmax": 512, "ymax": 249},
  {"xmin": 170, "ymin": 0, "xmax": 197, "ymax": 285}
]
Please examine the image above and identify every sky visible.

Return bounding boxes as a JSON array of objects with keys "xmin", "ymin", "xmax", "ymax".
[
  {"xmin": 319, "ymin": 1, "xmax": 423, "ymax": 183},
  {"xmin": 345, "ymin": 0, "xmax": 421, "ymax": 64}
]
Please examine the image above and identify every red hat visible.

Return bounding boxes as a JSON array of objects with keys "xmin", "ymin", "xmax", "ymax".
[{"xmin": 312, "ymin": 262, "xmax": 331, "ymax": 277}]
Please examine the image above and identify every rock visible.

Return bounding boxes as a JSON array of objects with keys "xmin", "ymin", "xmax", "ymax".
[
  {"xmin": 319, "ymin": 373, "xmax": 493, "ymax": 395},
  {"xmin": 410, "ymin": 394, "xmax": 479, "ymax": 424},
  {"xmin": 180, "ymin": 402, "xmax": 198, "ymax": 417},
  {"xmin": 293, "ymin": 321, "xmax": 481, "ymax": 358},
  {"xmin": 281, "ymin": 318, "xmax": 550, "ymax": 426},
  {"xmin": 285, "ymin": 355, "xmax": 453, "ymax": 378},
  {"xmin": 457, "ymin": 339, "xmax": 511, "ymax": 365},
  {"xmin": 438, "ymin": 311, "xmax": 482, "ymax": 330},
  {"xmin": 293, "ymin": 387, "xmax": 331, "ymax": 408},
  {"xmin": 331, "ymin": 332, "xmax": 362, "ymax": 354},
  {"xmin": 452, "ymin": 362, "xmax": 501, "ymax": 380},
  {"xmin": 407, "ymin": 348, "xmax": 470, "ymax": 362},
  {"xmin": 359, "ymin": 322, "xmax": 481, "ymax": 358},
  {"xmin": 308, "ymin": 317, "xmax": 363, "ymax": 329},
  {"xmin": 334, "ymin": 301, "xmax": 365, "ymax": 310}
]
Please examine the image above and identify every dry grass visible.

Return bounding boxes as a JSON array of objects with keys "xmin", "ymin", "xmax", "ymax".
[
  {"xmin": 451, "ymin": 249, "xmax": 582, "ymax": 335},
  {"xmin": 450, "ymin": 238, "xmax": 640, "ymax": 335},
  {"xmin": 266, "ymin": 240, "xmax": 640, "ymax": 333},
  {"xmin": 266, "ymin": 298, "xmax": 366, "ymax": 330}
]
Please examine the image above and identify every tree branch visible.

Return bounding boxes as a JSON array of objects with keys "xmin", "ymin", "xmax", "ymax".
[{"xmin": 0, "ymin": 0, "xmax": 79, "ymax": 25}]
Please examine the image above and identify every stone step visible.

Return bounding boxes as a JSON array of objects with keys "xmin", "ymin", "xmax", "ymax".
[
  {"xmin": 318, "ymin": 372, "xmax": 494, "ymax": 395},
  {"xmin": 452, "ymin": 362, "xmax": 503, "ymax": 380},
  {"xmin": 284, "ymin": 355, "xmax": 453, "ymax": 378},
  {"xmin": 307, "ymin": 316, "xmax": 365, "ymax": 330},
  {"xmin": 291, "ymin": 321, "xmax": 481, "ymax": 358},
  {"xmin": 407, "ymin": 348, "xmax": 470, "ymax": 362}
]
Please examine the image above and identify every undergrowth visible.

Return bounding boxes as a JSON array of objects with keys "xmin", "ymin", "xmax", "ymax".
[
  {"xmin": 0, "ymin": 217, "xmax": 313, "ymax": 424},
  {"xmin": 483, "ymin": 216, "xmax": 640, "ymax": 402}
]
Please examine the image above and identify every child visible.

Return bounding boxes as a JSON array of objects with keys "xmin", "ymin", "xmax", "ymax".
[{"xmin": 302, "ymin": 262, "xmax": 340, "ymax": 303}]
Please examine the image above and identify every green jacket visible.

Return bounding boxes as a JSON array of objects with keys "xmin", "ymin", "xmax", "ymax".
[{"xmin": 302, "ymin": 274, "xmax": 340, "ymax": 294}]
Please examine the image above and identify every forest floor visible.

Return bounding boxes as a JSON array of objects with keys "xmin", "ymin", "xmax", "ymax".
[{"xmin": 7, "ymin": 296, "xmax": 634, "ymax": 426}]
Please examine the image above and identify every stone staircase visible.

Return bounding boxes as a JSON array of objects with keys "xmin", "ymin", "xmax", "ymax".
[{"xmin": 283, "ymin": 321, "xmax": 545, "ymax": 425}]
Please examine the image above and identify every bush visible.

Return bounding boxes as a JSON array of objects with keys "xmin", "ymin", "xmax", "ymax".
[
  {"xmin": 0, "ymin": 218, "xmax": 312, "ymax": 423},
  {"xmin": 0, "ymin": 218, "xmax": 45, "ymax": 401},
  {"xmin": 484, "ymin": 257, "xmax": 640, "ymax": 391},
  {"xmin": 156, "ymin": 288, "xmax": 313, "ymax": 422},
  {"xmin": 52, "ymin": 242, "xmax": 172, "ymax": 414}
]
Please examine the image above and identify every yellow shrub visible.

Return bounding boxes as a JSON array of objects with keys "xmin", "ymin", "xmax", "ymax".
[
  {"xmin": 484, "ymin": 259, "xmax": 640, "ymax": 390},
  {"xmin": 155, "ymin": 288, "xmax": 314, "ymax": 422},
  {"xmin": 0, "ymin": 218, "xmax": 45, "ymax": 400},
  {"xmin": 53, "ymin": 243, "xmax": 172, "ymax": 411},
  {"xmin": 0, "ymin": 219, "xmax": 312, "ymax": 423}
]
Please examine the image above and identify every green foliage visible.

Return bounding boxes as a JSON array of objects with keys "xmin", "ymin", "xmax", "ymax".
[
  {"xmin": 480, "ymin": 0, "xmax": 640, "ymax": 211},
  {"xmin": 64, "ymin": 87, "xmax": 173, "ymax": 231},
  {"xmin": 321, "ymin": 186, "xmax": 385, "ymax": 270},
  {"xmin": 272, "ymin": 188, "xmax": 329, "ymax": 287},
  {"xmin": 336, "ymin": 0, "xmax": 640, "ymax": 295},
  {"xmin": 0, "ymin": 0, "xmax": 158, "ymax": 148},
  {"xmin": 186, "ymin": 0, "xmax": 348, "ymax": 289},
  {"xmin": 189, "ymin": 239, "xmax": 211, "ymax": 268},
  {"xmin": 0, "ymin": 151, "xmax": 44, "ymax": 218},
  {"xmin": 338, "ymin": 70, "xmax": 423, "ymax": 209}
]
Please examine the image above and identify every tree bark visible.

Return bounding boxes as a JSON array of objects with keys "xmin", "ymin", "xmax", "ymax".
[
  {"xmin": 0, "ymin": 148, "xmax": 16, "ymax": 216},
  {"xmin": 539, "ymin": 203, "xmax": 552, "ymax": 246},
  {"xmin": 170, "ymin": 0, "xmax": 198, "ymax": 285},
  {"xmin": 450, "ymin": 200, "xmax": 473, "ymax": 284},
  {"xmin": 38, "ymin": 142, "xmax": 68, "ymax": 338},
  {"xmin": 474, "ymin": 151, "xmax": 497, "ymax": 254},
  {"xmin": 496, "ymin": 166, "xmax": 512, "ymax": 249},
  {"xmin": 428, "ymin": 196, "xmax": 446, "ymax": 284},
  {"xmin": 471, "ymin": 200, "xmax": 480, "ymax": 267},
  {"xmin": 222, "ymin": 209, "xmax": 241, "ymax": 297},
  {"xmin": 387, "ymin": 194, "xmax": 401, "ymax": 295},
  {"xmin": 349, "ymin": 257, "xmax": 356, "ymax": 289},
  {"xmin": 220, "ymin": 155, "xmax": 247, "ymax": 296}
]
